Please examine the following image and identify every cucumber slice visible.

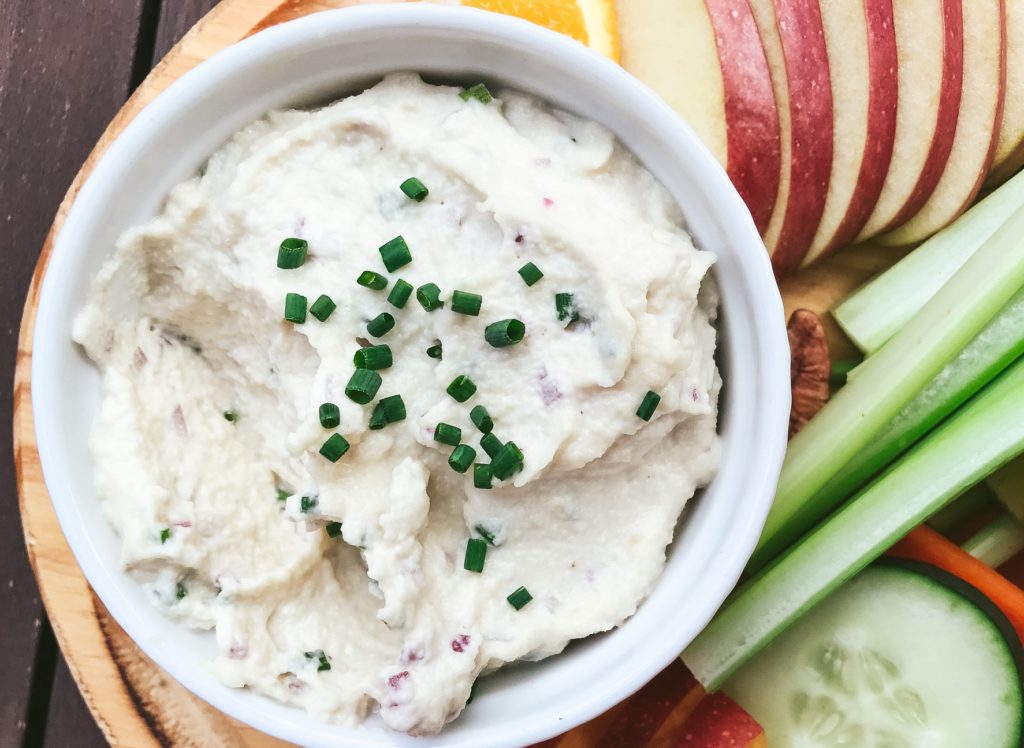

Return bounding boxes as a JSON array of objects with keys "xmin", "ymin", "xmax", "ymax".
[{"xmin": 724, "ymin": 562, "xmax": 1024, "ymax": 748}]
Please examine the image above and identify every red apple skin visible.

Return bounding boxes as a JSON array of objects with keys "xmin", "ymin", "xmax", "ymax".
[
  {"xmin": 705, "ymin": 0, "xmax": 781, "ymax": 235},
  {"xmin": 670, "ymin": 691, "xmax": 765, "ymax": 747},
  {"xmin": 767, "ymin": 0, "xmax": 834, "ymax": 276},
  {"xmin": 880, "ymin": 0, "xmax": 963, "ymax": 233},
  {"xmin": 819, "ymin": 0, "xmax": 899, "ymax": 256},
  {"xmin": 594, "ymin": 660, "xmax": 702, "ymax": 748}
]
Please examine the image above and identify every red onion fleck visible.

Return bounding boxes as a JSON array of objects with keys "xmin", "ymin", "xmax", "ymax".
[
  {"xmin": 451, "ymin": 634, "xmax": 471, "ymax": 653},
  {"xmin": 171, "ymin": 405, "xmax": 188, "ymax": 436},
  {"xmin": 388, "ymin": 671, "xmax": 410, "ymax": 690}
]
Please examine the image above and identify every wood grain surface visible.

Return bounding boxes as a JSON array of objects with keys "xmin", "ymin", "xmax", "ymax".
[{"xmin": 5, "ymin": 0, "xmax": 987, "ymax": 746}]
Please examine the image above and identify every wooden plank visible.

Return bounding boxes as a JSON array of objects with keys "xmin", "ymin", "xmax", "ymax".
[
  {"xmin": 43, "ymin": 655, "xmax": 106, "ymax": 748},
  {"xmin": 0, "ymin": 1, "xmax": 145, "ymax": 744}
]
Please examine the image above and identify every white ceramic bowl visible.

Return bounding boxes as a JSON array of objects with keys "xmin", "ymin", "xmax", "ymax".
[{"xmin": 32, "ymin": 5, "xmax": 790, "ymax": 746}]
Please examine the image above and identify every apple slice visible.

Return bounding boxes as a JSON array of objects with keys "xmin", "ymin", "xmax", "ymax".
[
  {"xmin": 856, "ymin": 0, "xmax": 964, "ymax": 241},
  {"xmin": 616, "ymin": 0, "xmax": 780, "ymax": 234},
  {"xmin": 801, "ymin": 0, "xmax": 898, "ymax": 265},
  {"xmin": 987, "ymin": 0, "xmax": 1024, "ymax": 186},
  {"xmin": 747, "ymin": 0, "xmax": 834, "ymax": 275},
  {"xmin": 880, "ymin": 0, "xmax": 1006, "ymax": 245}
]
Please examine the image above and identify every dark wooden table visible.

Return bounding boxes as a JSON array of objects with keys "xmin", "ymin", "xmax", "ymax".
[{"xmin": 1, "ymin": 3, "xmax": 222, "ymax": 745}]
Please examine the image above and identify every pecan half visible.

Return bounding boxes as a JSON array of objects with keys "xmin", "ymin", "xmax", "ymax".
[{"xmin": 788, "ymin": 309, "xmax": 831, "ymax": 438}]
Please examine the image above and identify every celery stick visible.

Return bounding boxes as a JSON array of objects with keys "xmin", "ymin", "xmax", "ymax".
[
  {"xmin": 751, "ymin": 207, "xmax": 1024, "ymax": 571},
  {"xmin": 834, "ymin": 169, "xmax": 1024, "ymax": 354},
  {"xmin": 803, "ymin": 288, "xmax": 1024, "ymax": 521},
  {"xmin": 962, "ymin": 512, "xmax": 1024, "ymax": 568},
  {"xmin": 988, "ymin": 457, "xmax": 1024, "ymax": 522},
  {"xmin": 684, "ymin": 356, "xmax": 1024, "ymax": 691}
]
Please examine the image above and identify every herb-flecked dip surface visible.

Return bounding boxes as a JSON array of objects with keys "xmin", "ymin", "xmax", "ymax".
[{"xmin": 73, "ymin": 73, "xmax": 721, "ymax": 736}]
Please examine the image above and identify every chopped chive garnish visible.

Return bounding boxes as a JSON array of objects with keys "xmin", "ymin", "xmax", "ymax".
[
  {"xmin": 223, "ymin": 410, "xmax": 238, "ymax": 423},
  {"xmin": 325, "ymin": 521, "xmax": 343, "ymax": 538},
  {"xmin": 400, "ymin": 177, "xmax": 429, "ymax": 202},
  {"xmin": 555, "ymin": 292, "xmax": 580, "ymax": 324},
  {"xmin": 447, "ymin": 375, "xmax": 477, "ymax": 402},
  {"xmin": 507, "ymin": 586, "xmax": 533, "ymax": 610},
  {"xmin": 376, "ymin": 394, "xmax": 407, "ymax": 425},
  {"xmin": 469, "ymin": 405, "xmax": 493, "ymax": 434},
  {"xmin": 159, "ymin": 528, "xmax": 171, "ymax": 544},
  {"xmin": 452, "ymin": 290, "xmax": 483, "ymax": 316},
  {"xmin": 416, "ymin": 283, "xmax": 443, "ymax": 311},
  {"xmin": 473, "ymin": 463, "xmax": 493, "ymax": 490},
  {"xmin": 319, "ymin": 434, "xmax": 350, "ymax": 462},
  {"xmin": 379, "ymin": 236, "xmax": 412, "ymax": 272},
  {"xmin": 636, "ymin": 390, "xmax": 661, "ymax": 422},
  {"xmin": 366, "ymin": 312, "xmax": 396, "ymax": 338},
  {"xmin": 426, "ymin": 342, "xmax": 443, "ymax": 359},
  {"xmin": 353, "ymin": 344, "xmax": 393, "ymax": 370},
  {"xmin": 309, "ymin": 294, "xmax": 337, "ymax": 321},
  {"xmin": 304, "ymin": 649, "xmax": 331, "ymax": 672},
  {"xmin": 388, "ymin": 278, "xmax": 414, "ymax": 308},
  {"xmin": 518, "ymin": 262, "xmax": 544, "ymax": 286},
  {"xmin": 475, "ymin": 524, "xmax": 497, "ymax": 545},
  {"xmin": 449, "ymin": 444, "xmax": 477, "ymax": 473},
  {"xmin": 491, "ymin": 441, "xmax": 524, "ymax": 480},
  {"xmin": 277, "ymin": 237, "xmax": 308, "ymax": 269},
  {"xmin": 284, "ymin": 293, "xmax": 307, "ymax": 323},
  {"xmin": 460, "ymin": 83, "xmax": 493, "ymax": 104},
  {"xmin": 434, "ymin": 422, "xmax": 462, "ymax": 446},
  {"xmin": 345, "ymin": 369, "xmax": 382, "ymax": 404},
  {"xmin": 480, "ymin": 432, "xmax": 502, "ymax": 459},
  {"xmin": 319, "ymin": 402, "xmax": 341, "ymax": 429},
  {"xmin": 276, "ymin": 489, "xmax": 290, "ymax": 503},
  {"xmin": 175, "ymin": 581, "xmax": 188, "ymax": 600},
  {"xmin": 357, "ymin": 270, "xmax": 389, "ymax": 290},
  {"xmin": 484, "ymin": 319, "xmax": 525, "ymax": 348},
  {"xmin": 300, "ymin": 495, "xmax": 319, "ymax": 512},
  {"xmin": 368, "ymin": 404, "xmax": 388, "ymax": 430},
  {"xmin": 464, "ymin": 538, "xmax": 487, "ymax": 573}
]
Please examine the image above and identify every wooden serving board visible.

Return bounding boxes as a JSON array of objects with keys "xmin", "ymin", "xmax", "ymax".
[{"xmin": 11, "ymin": 1, "xmax": 905, "ymax": 744}]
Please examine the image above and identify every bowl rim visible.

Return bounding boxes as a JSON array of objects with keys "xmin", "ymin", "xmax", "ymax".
[{"xmin": 31, "ymin": 4, "xmax": 790, "ymax": 746}]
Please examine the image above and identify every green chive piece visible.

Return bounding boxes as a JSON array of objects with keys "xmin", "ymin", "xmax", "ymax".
[
  {"xmin": 426, "ymin": 342, "xmax": 443, "ymax": 359},
  {"xmin": 400, "ymin": 177, "xmax": 429, "ymax": 202},
  {"xmin": 357, "ymin": 270, "xmax": 388, "ymax": 290},
  {"xmin": 276, "ymin": 489, "xmax": 290, "ymax": 503},
  {"xmin": 434, "ymin": 422, "xmax": 462, "ymax": 446},
  {"xmin": 484, "ymin": 319, "xmax": 525, "ymax": 348},
  {"xmin": 460, "ymin": 83, "xmax": 493, "ymax": 104},
  {"xmin": 379, "ymin": 236, "xmax": 412, "ymax": 272},
  {"xmin": 447, "ymin": 375, "xmax": 477, "ymax": 403},
  {"xmin": 464, "ymin": 537, "xmax": 487, "ymax": 573},
  {"xmin": 159, "ymin": 528, "xmax": 171, "ymax": 544},
  {"xmin": 518, "ymin": 262, "xmax": 544, "ymax": 286},
  {"xmin": 223, "ymin": 410, "xmax": 238, "ymax": 423},
  {"xmin": 480, "ymin": 432, "xmax": 502, "ymax": 459},
  {"xmin": 388, "ymin": 278, "xmax": 414, "ymax": 308},
  {"xmin": 368, "ymin": 404, "xmax": 388, "ymax": 430},
  {"xmin": 345, "ymin": 369, "xmax": 382, "ymax": 404},
  {"xmin": 452, "ymin": 290, "xmax": 483, "ymax": 316},
  {"xmin": 507, "ymin": 586, "xmax": 533, "ymax": 610},
  {"xmin": 309, "ymin": 294, "xmax": 337, "ymax": 322},
  {"xmin": 416, "ymin": 283, "xmax": 443, "ymax": 311},
  {"xmin": 300, "ymin": 495, "xmax": 319, "ymax": 512},
  {"xmin": 556, "ymin": 292, "xmax": 580, "ymax": 324},
  {"xmin": 366, "ymin": 312, "xmax": 396, "ymax": 338},
  {"xmin": 469, "ymin": 405, "xmax": 493, "ymax": 434},
  {"xmin": 325, "ymin": 521, "xmax": 343, "ymax": 538},
  {"xmin": 319, "ymin": 434, "xmax": 350, "ymax": 463},
  {"xmin": 379, "ymin": 394, "xmax": 407, "ymax": 424},
  {"xmin": 449, "ymin": 444, "xmax": 477, "ymax": 473},
  {"xmin": 353, "ymin": 344, "xmax": 393, "ymax": 370},
  {"xmin": 305, "ymin": 649, "xmax": 331, "ymax": 672},
  {"xmin": 473, "ymin": 463, "xmax": 493, "ymax": 490},
  {"xmin": 636, "ymin": 390, "xmax": 662, "ymax": 422},
  {"xmin": 176, "ymin": 581, "xmax": 188, "ymax": 600},
  {"xmin": 277, "ymin": 237, "xmax": 307, "ymax": 269},
  {"xmin": 319, "ymin": 402, "xmax": 340, "ymax": 429},
  {"xmin": 284, "ymin": 293, "xmax": 307, "ymax": 323},
  {"xmin": 475, "ymin": 524, "xmax": 497, "ymax": 545},
  {"xmin": 491, "ymin": 441, "xmax": 524, "ymax": 480}
]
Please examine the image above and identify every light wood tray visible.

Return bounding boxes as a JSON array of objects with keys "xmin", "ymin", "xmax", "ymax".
[{"xmin": 12, "ymin": 1, "xmax": 901, "ymax": 743}]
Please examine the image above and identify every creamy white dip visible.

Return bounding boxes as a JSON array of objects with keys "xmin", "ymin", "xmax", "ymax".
[{"xmin": 73, "ymin": 73, "xmax": 720, "ymax": 735}]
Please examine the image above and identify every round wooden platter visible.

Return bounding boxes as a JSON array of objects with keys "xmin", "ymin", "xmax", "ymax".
[{"xmin": 12, "ymin": 1, "xmax": 903, "ymax": 744}]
